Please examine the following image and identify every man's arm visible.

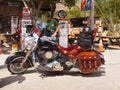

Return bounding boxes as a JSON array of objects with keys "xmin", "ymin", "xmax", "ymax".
[{"xmin": 52, "ymin": 25, "xmax": 61, "ymax": 36}]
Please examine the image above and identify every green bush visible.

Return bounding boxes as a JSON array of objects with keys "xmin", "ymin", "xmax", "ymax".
[
  {"xmin": 107, "ymin": 30, "xmax": 118, "ymax": 36},
  {"xmin": 66, "ymin": 6, "xmax": 82, "ymax": 20}
]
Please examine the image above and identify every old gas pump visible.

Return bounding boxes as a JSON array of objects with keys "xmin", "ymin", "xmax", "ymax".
[
  {"xmin": 21, "ymin": 7, "xmax": 31, "ymax": 49},
  {"xmin": 58, "ymin": 10, "xmax": 69, "ymax": 48}
]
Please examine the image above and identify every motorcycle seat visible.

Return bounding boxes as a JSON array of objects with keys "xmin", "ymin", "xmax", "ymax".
[{"xmin": 58, "ymin": 44, "xmax": 84, "ymax": 56}]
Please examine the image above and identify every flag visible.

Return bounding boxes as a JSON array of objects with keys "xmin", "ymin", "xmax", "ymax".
[{"xmin": 80, "ymin": 0, "xmax": 92, "ymax": 11}]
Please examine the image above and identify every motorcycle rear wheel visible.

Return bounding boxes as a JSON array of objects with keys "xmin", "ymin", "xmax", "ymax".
[{"xmin": 7, "ymin": 56, "xmax": 27, "ymax": 74}]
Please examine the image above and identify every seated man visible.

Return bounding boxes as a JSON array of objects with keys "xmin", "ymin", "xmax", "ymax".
[{"xmin": 43, "ymin": 13, "xmax": 59, "ymax": 36}]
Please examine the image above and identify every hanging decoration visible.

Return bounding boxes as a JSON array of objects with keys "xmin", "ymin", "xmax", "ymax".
[{"xmin": 80, "ymin": 0, "xmax": 92, "ymax": 11}]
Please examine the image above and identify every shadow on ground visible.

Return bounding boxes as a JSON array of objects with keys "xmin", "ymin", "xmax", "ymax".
[
  {"xmin": 37, "ymin": 70, "xmax": 106, "ymax": 79},
  {"xmin": 20, "ymin": 67, "xmax": 106, "ymax": 78},
  {"xmin": 0, "ymin": 75, "xmax": 25, "ymax": 88},
  {"xmin": 0, "ymin": 65, "xmax": 7, "ymax": 70}
]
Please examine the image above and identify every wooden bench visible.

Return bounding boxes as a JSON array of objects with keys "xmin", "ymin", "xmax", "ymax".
[{"xmin": 102, "ymin": 36, "xmax": 120, "ymax": 49}]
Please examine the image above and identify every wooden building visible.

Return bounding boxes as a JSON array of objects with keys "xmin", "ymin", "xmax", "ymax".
[{"xmin": 0, "ymin": 0, "xmax": 23, "ymax": 33}]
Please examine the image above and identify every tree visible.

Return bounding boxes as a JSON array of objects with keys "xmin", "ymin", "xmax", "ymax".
[
  {"xmin": 94, "ymin": 0, "xmax": 120, "ymax": 34},
  {"xmin": 22, "ymin": 0, "xmax": 77, "ymax": 26},
  {"xmin": 64, "ymin": 0, "xmax": 76, "ymax": 9},
  {"xmin": 66, "ymin": 6, "xmax": 83, "ymax": 20},
  {"xmin": 22, "ymin": 0, "xmax": 51, "ymax": 25}
]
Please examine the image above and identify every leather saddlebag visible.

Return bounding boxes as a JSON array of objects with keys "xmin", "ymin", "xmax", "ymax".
[{"xmin": 77, "ymin": 51, "xmax": 102, "ymax": 74}]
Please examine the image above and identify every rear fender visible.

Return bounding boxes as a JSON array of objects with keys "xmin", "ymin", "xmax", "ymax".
[{"xmin": 94, "ymin": 50, "xmax": 105, "ymax": 64}]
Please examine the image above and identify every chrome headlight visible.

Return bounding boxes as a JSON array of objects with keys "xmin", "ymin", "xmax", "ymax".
[
  {"xmin": 24, "ymin": 36, "xmax": 35, "ymax": 50},
  {"xmin": 24, "ymin": 33, "xmax": 39, "ymax": 50}
]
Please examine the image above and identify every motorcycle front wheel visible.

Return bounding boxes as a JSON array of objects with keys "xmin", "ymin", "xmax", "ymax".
[{"xmin": 7, "ymin": 56, "xmax": 27, "ymax": 74}]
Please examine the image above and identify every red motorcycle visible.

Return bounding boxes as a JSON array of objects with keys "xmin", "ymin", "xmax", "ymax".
[{"xmin": 5, "ymin": 26, "xmax": 105, "ymax": 74}]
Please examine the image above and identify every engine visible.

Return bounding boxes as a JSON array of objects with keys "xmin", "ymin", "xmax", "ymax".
[
  {"xmin": 37, "ymin": 48, "xmax": 64, "ymax": 71},
  {"xmin": 37, "ymin": 49, "xmax": 59, "ymax": 61},
  {"xmin": 36, "ymin": 36, "xmax": 76, "ymax": 71},
  {"xmin": 37, "ymin": 47, "xmax": 76, "ymax": 71}
]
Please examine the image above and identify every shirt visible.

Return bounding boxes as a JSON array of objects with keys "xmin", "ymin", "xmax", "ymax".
[{"xmin": 46, "ymin": 18, "xmax": 58, "ymax": 33}]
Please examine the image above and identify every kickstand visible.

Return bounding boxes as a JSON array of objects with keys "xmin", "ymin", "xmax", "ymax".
[{"xmin": 40, "ymin": 72, "xmax": 48, "ymax": 79}]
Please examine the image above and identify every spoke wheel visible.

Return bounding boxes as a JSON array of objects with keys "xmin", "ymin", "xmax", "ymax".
[{"xmin": 7, "ymin": 56, "xmax": 27, "ymax": 74}]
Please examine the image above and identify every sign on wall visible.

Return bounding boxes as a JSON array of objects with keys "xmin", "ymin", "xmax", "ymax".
[
  {"xmin": 11, "ymin": 16, "xmax": 18, "ymax": 34},
  {"xmin": 22, "ymin": 8, "xmax": 31, "ymax": 19}
]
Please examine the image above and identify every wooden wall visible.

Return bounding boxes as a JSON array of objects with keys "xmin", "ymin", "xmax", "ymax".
[{"xmin": 0, "ymin": 4, "xmax": 20, "ymax": 16}]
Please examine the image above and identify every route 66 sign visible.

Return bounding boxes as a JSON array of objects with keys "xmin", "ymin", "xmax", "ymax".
[{"xmin": 22, "ymin": 8, "xmax": 31, "ymax": 19}]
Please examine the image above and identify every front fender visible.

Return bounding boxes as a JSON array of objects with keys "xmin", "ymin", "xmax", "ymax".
[{"xmin": 5, "ymin": 51, "xmax": 26, "ymax": 64}]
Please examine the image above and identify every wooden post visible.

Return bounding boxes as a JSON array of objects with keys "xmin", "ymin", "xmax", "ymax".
[
  {"xmin": 90, "ymin": 0, "xmax": 94, "ymax": 30},
  {"xmin": 0, "ymin": 34, "xmax": 2, "ymax": 54}
]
